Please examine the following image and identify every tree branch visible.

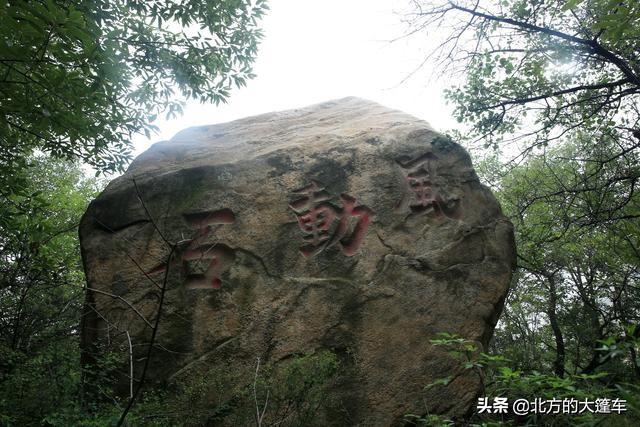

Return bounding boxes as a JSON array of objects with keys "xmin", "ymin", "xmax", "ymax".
[
  {"xmin": 472, "ymin": 78, "xmax": 631, "ymax": 112},
  {"xmin": 446, "ymin": 1, "xmax": 640, "ymax": 85}
]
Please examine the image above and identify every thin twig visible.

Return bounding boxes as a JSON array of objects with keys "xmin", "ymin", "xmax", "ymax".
[
  {"xmin": 116, "ymin": 247, "xmax": 175, "ymax": 426},
  {"xmin": 254, "ymin": 357, "xmax": 269, "ymax": 427},
  {"xmin": 83, "ymin": 286, "xmax": 153, "ymax": 328},
  {"xmin": 126, "ymin": 331, "xmax": 134, "ymax": 399}
]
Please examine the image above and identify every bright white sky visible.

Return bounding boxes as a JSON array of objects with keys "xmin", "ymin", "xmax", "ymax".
[{"xmin": 132, "ymin": 0, "xmax": 459, "ymax": 156}]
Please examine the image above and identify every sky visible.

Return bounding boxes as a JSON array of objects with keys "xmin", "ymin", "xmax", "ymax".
[{"xmin": 132, "ymin": 0, "xmax": 460, "ymax": 157}]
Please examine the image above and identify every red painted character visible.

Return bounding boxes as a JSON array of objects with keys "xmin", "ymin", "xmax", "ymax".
[
  {"xmin": 147, "ymin": 209, "xmax": 235, "ymax": 289},
  {"xmin": 397, "ymin": 152, "xmax": 457, "ymax": 218},
  {"xmin": 290, "ymin": 180, "xmax": 371, "ymax": 257}
]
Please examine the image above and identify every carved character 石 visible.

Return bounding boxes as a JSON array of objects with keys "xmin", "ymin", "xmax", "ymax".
[{"xmin": 147, "ymin": 209, "xmax": 236, "ymax": 289}]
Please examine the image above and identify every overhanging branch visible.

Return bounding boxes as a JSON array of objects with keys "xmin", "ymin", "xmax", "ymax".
[{"xmin": 445, "ymin": 1, "xmax": 640, "ymax": 85}]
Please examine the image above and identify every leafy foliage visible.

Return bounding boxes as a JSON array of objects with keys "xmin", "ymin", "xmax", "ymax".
[
  {"xmin": 406, "ymin": 0, "xmax": 639, "ymax": 153},
  {"xmin": 488, "ymin": 138, "xmax": 640, "ymax": 380},
  {"xmin": 0, "ymin": 157, "xmax": 104, "ymax": 425},
  {"xmin": 0, "ymin": 0, "xmax": 268, "ymax": 174},
  {"xmin": 409, "ymin": 333, "xmax": 640, "ymax": 426}
]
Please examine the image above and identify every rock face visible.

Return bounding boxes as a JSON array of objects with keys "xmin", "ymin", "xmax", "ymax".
[{"xmin": 80, "ymin": 97, "xmax": 516, "ymax": 425}]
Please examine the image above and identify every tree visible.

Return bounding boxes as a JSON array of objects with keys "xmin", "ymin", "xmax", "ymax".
[
  {"xmin": 0, "ymin": 0, "xmax": 268, "ymax": 176},
  {"xmin": 0, "ymin": 156, "xmax": 103, "ymax": 425},
  {"xmin": 405, "ymin": 0, "xmax": 639, "ymax": 155},
  {"xmin": 490, "ymin": 139, "xmax": 640, "ymax": 381}
]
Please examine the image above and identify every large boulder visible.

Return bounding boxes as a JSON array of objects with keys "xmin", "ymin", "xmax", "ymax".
[{"xmin": 80, "ymin": 97, "xmax": 516, "ymax": 425}]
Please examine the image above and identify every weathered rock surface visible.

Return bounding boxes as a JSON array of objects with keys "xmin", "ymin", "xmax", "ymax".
[{"xmin": 80, "ymin": 97, "xmax": 516, "ymax": 425}]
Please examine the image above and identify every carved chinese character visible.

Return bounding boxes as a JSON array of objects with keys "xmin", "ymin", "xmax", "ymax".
[
  {"xmin": 147, "ymin": 209, "xmax": 236, "ymax": 289},
  {"xmin": 290, "ymin": 180, "xmax": 371, "ymax": 257},
  {"xmin": 396, "ymin": 153, "xmax": 458, "ymax": 218}
]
